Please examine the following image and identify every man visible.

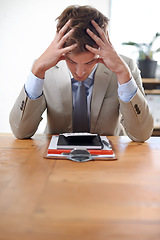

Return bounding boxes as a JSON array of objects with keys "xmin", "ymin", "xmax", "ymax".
[{"xmin": 9, "ymin": 5, "xmax": 153, "ymax": 142}]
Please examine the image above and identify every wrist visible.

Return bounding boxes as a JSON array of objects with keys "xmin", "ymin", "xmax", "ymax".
[
  {"xmin": 32, "ymin": 60, "xmax": 46, "ymax": 79},
  {"xmin": 117, "ymin": 69, "xmax": 132, "ymax": 85},
  {"xmin": 116, "ymin": 60, "xmax": 132, "ymax": 85}
]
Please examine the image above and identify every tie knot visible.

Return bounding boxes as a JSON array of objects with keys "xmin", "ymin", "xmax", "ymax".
[{"xmin": 72, "ymin": 78, "xmax": 92, "ymax": 94}]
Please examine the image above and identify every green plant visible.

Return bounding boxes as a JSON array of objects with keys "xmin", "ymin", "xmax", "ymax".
[{"xmin": 122, "ymin": 32, "xmax": 160, "ymax": 60}]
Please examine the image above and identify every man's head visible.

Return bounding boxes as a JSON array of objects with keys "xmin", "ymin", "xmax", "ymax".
[
  {"xmin": 56, "ymin": 5, "xmax": 109, "ymax": 54},
  {"xmin": 56, "ymin": 5, "xmax": 109, "ymax": 81}
]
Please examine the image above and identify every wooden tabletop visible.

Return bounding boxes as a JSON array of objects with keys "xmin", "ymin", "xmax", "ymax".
[{"xmin": 0, "ymin": 133, "xmax": 160, "ymax": 240}]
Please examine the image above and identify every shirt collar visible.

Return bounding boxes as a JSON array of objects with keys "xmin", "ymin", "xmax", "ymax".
[{"xmin": 70, "ymin": 64, "xmax": 98, "ymax": 89}]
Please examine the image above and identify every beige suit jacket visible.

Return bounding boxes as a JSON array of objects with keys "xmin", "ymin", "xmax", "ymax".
[{"xmin": 9, "ymin": 55, "xmax": 154, "ymax": 142}]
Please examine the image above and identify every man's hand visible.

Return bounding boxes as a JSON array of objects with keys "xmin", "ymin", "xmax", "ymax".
[
  {"xmin": 86, "ymin": 20, "xmax": 131, "ymax": 84},
  {"xmin": 32, "ymin": 19, "xmax": 77, "ymax": 79}
]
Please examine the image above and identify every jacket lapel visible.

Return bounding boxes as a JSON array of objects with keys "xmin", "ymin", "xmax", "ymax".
[
  {"xmin": 90, "ymin": 63, "xmax": 112, "ymax": 132},
  {"xmin": 55, "ymin": 61, "xmax": 73, "ymax": 130},
  {"xmin": 55, "ymin": 61, "xmax": 112, "ymax": 133}
]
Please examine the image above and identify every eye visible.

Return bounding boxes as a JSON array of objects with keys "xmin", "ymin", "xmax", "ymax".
[
  {"xmin": 86, "ymin": 62, "xmax": 93, "ymax": 65},
  {"xmin": 68, "ymin": 59, "xmax": 76, "ymax": 64},
  {"xmin": 86, "ymin": 60, "xmax": 95, "ymax": 65}
]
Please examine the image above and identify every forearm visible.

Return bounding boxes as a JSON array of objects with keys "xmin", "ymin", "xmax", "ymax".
[
  {"xmin": 9, "ymin": 88, "xmax": 46, "ymax": 139},
  {"xmin": 25, "ymin": 71, "xmax": 44, "ymax": 99},
  {"xmin": 119, "ymin": 88, "xmax": 154, "ymax": 142},
  {"xmin": 118, "ymin": 56, "xmax": 154, "ymax": 141},
  {"xmin": 32, "ymin": 58, "xmax": 47, "ymax": 79},
  {"xmin": 118, "ymin": 77, "xmax": 137, "ymax": 102},
  {"xmin": 115, "ymin": 55, "xmax": 132, "ymax": 85}
]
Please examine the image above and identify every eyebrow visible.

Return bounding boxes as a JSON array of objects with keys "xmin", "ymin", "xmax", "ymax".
[{"xmin": 66, "ymin": 56, "xmax": 96, "ymax": 64}]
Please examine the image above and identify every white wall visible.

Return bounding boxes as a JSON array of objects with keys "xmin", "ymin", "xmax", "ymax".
[
  {"xmin": 0, "ymin": 0, "xmax": 111, "ymax": 133},
  {"xmin": 110, "ymin": 0, "xmax": 160, "ymax": 66}
]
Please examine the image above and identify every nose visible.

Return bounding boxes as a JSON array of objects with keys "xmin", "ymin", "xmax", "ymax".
[{"xmin": 76, "ymin": 65, "xmax": 85, "ymax": 77}]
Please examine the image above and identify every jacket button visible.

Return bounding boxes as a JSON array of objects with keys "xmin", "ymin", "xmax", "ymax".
[
  {"xmin": 134, "ymin": 104, "xmax": 141, "ymax": 114},
  {"xmin": 20, "ymin": 100, "xmax": 25, "ymax": 111}
]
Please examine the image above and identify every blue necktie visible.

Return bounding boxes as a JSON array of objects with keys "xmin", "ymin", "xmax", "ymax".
[{"xmin": 73, "ymin": 81, "xmax": 89, "ymax": 132}]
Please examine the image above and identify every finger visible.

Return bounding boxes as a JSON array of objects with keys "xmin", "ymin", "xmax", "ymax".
[
  {"xmin": 106, "ymin": 30, "xmax": 112, "ymax": 46},
  {"xmin": 97, "ymin": 57, "xmax": 105, "ymax": 64},
  {"xmin": 91, "ymin": 20, "xmax": 107, "ymax": 44},
  {"xmin": 85, "ymin": 44, "xmax": 100, "ymax": 55},
  {"xmin": 58, "ymin": 19, "xmax": 71, "ymax": 36},
  {"xmin": 87, "ymin": 28, "xmax": 105, "ymax": 48},
  {"xmin": 58, "ymin": 28, "xmax": 74, "ymax": 47},
  {"xmin": 60, "ymin": 43, "xmax": 77, "ymax": 54},
  {"xmin": 56, "ymin": 19, "xmax": 72, "ymax": 42}
]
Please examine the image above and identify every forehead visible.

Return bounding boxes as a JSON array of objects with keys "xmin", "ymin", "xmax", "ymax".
[{"xmin": 65, "ymin": 51, "xmax": 98, "ymax": 63}]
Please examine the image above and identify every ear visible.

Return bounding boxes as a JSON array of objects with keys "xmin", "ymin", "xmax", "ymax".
[
  {"xmin": 59, "ymin": 55, "xmax": 66, "ymax": 61},
  {"xmin": 97, "ymin": 57, "xmax": 105, "ymax": 65}
]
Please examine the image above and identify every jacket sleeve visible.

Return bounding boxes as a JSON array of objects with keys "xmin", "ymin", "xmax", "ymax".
[
  {"xmin": 119, "ymin": 58, "xmax": 154, "ymax": 142},
  {"xmin": 9, "ymin": 87, "xmax": 46, "ymax": 139}
]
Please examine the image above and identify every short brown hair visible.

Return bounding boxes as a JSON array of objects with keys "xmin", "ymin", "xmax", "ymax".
[{"xmin": 56, "ymin": 5, "xmax": 109, "ymax": 53}]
